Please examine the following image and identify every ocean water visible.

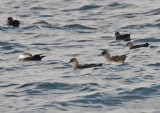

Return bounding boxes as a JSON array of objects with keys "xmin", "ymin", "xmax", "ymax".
[{"xmin": 0, "ymin": 0, "xmax": 160, "ymax": 113}]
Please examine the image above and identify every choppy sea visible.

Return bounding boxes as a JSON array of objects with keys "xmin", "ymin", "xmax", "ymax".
[{"xmin": 0, "ymin": 0, "xmax": 160, "ymax": 113}]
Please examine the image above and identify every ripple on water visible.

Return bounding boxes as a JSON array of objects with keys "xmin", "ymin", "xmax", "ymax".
[
  {"xmin": 0, "ymin": 41, "xmax": 26, "ymax": 51},
  {"xmin": 32, "ymin": 21, "xmax": 56, "ymax": 28},
  {"xmin": 121, "ymin": 23, "xmax": 160, "ymax": 29},
  {"xmin": 148, "ymin": 63, "xmax": 160, "ymax": 67},
  {"xmin": 63, "ymin": 5, "xmax": 101, "ymax": 12},
  {"xmin": 119, "ymin": 86, "xmax": 158, "ymax": 96},
  {"xmin": 107, "ymin": 2, "xmax": 133, "ymax": 9},
  {"xmin": 35, "ymin": 82, "xmax": 77, "ymax": 90},
  {"xmin": 35, "ymin": 82, "xmax": 100, "ymax": 91},
  {"xmin": 70, "ymin": 92, "xmax": 122, "ymax": 106},
  {"xmin": 17, "ymin": 83, "xmax": 36, "ymax": 89},
  {"xmin": 64, "ymin": 24, "xmax": 96, "ymax": 30},
  {"xmin": 22, "ymin": 25, "xmax": 39, "ymax": 30},
  {"xmin": 134, "ymin": 38, "xmax": 160, "ymax": 42},
  {"xmin": 76, "ymin": 5, "xmax": 101, "ymax": 10},
  {"xmin": 144, "ymin": 8, "xmax": 160, "ymax": 15},
  {"xmin": 30, "ymin": 7, "xmax": 46, "ymax": 10},
  {"xmin": 0, "ymin": 84, "xmax": 19, "ymax": 88}
]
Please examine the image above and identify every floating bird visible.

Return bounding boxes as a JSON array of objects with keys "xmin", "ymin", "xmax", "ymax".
[
  {"xmin": 18, "ymin": 53, "xmax": 45, "ymax": 61},
  {"xmin": 115, "ymin": 32, "xmax": 131, "ymax": 41},
  {"xmin": 100, "ymin": 50, "xmax": 127, "ymax": 64},
  {"xmin": 124, "ymin": 42, "xmax": 150, "ymax": 49},
  {"xmin": 69, "ymin": 58, "xmax": 102, "ymax": 71},
  {"xmin": 6, "ymin": 17, "xmax": 20, "ymax": 27}
]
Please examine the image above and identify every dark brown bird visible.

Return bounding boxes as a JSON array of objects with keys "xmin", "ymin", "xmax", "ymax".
[
  {"xmin": 18, "ymin": 53, "xmax": 45, "ymax": 61},
  {"xmin": 7, "ymin": 17, "xmax": 20, "ymax": 27},
  {"xmin": 125, "ymin": 42, "xmax": 150, "ymax": 49},
  {"xmin": 100, "ymin": 50, "xmax": 127, "ymax": 64},
  {"xmin": 115, "ymin": 32, "xmax": 131, "ymax": 41},
  {"xmin": 69, "ymin": 58, "xmax": 102, "ymax": 71}
]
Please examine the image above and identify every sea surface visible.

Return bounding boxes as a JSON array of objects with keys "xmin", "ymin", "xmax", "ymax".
[{"xmin": 0, "ymin": 0, "xmax": 160, "ymax": 113}]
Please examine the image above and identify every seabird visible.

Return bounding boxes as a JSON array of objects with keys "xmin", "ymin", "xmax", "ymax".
[
  {"xmin": 125, "ymin": 42, "xmax": 150, "ymax": 49},
  {"xmin": 7, "ymin": 17, "xmax": 20, "ymax": 27},
  {"xmin": 69, "ymin": 58, "xmax": 102, "ymax": 71},
  {"xmin": 18, "ymin": 53, "xmax": 45, "ymax": 61},
  {"xmin": 115, "ymin": 32, "xmax": 131, "ymax": 41},
  {"xmin": 100, "ymin": 50, "xmax": 127, "ymax": 64}
]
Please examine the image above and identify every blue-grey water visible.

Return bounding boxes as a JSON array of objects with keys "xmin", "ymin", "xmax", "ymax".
[{"xmin": 0, "ymin": 0, "xmax": 160, "ymax": 113}]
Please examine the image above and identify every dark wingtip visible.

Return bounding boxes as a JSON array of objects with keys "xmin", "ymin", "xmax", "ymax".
[
  {"xmin": 33, "ymin": 53, "xmax": 45, "ymax": 61},
  {"xmin": 123, "ymin": 52, "xmax": 129, "ymax": 57},
  {"xmin": 146, "ymin": 42, "xmax": 150, "ymax": 47},
  {"xmin": 40, "ymin": 56, "xmax": 45, "ymax": 59},
  {"xmin": 36, "ymin": 53, "xmax": 45, "ymax": 55},
  {"xmin": 98, "ymin": 63, "xmax": 103, "ymax": 66}
]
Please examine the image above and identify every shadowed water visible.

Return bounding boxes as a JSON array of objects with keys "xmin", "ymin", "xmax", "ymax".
[{"xmin": 0, "ymin": 0, "xmax": 160, "ymax": 113}]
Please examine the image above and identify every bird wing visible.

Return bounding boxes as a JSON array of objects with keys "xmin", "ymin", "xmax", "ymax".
[
  {"xmin": 134, "ymin": 43, "xmax": 149, "ymax": 48},
  {"xmin": 78, "ymin": 63, "xmax": 102, "ymax": 69},
  {"xmin": 12, "ymin": 20, "xmax": 20, "ymax": 27},
  {"xmin": 111, "ymin": 55, "xmax": 127, "ymax": 62}
]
